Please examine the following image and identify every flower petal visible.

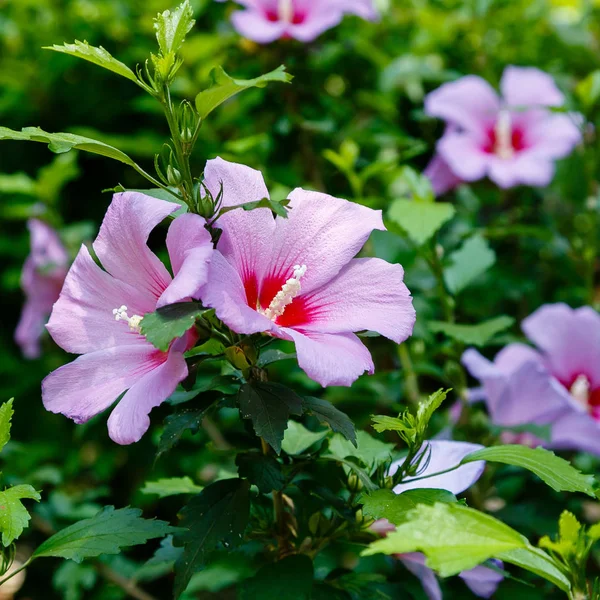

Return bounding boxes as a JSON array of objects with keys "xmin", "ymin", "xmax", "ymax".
[
  {"xmin": 500, "ymin": 66, "xmax": 565, "ymax": 108},
  {"xmin": 230, "ymin": 9, "xmax": 287, "ymax": 43},
  {"xmin": 296, "ymin": 258, "xmax": 415, "ymax": 343},
  {"xmin": 390, "ymin": 440, "xmax": 485, "ymax": 495},
  {"xmin": 280, "ymin": 328, "xmax": 374, "ymax": 387},
  {"xmin": 525, "ymin": 113, "xmax": 582, "ymax": 160},
  {"xmin": 107, "ymin": 343, "xmax": 188, "ymax": 445},
  {"xmin": 437, "ymin": 132, "xmax": 490, "ymax": 181},
  {"xmin": 487, "ymin": 153, "xmax": 555, "ymax": 188},
  {"xmin": 550, "ymin": 410, "xmax": 600, "ymax": 456},
  {"xmin": 424, "ymin": 154, "xmax": 463, "ymax": 196},
  {"xmin": 15, "ymin": 298, "xmax": 48, "ymax": 359},
  {"xmin": 42, "ymin": 344, "xmax": 163, "ymax": 425},
  {"xmin": 398, "ymin": 554, "xmax": 442, "ymax": 600},
  {"xmin": 157, "ymin": 213, "xmax": 213, "ymax": 308},
  {"xmin": 459, "ymin": 562, "xmax": 504, "ymax": 598},
  {"xmin": 93, "ymin": 192, "xmax": 177, "ymax": 301},
  {"xmin": 28, "ymin": 219, "xmax": 69, "ymax": 270}
]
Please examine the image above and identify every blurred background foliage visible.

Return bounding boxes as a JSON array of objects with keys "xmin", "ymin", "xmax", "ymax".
[{"xmin": 2, "ymin": 0, "xmax": 600, "ymax": 598}]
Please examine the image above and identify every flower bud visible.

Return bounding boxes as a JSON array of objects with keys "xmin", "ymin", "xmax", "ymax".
[{"xmin": 167, "ymin": 165, "xmax": 182, "ymax": 187}]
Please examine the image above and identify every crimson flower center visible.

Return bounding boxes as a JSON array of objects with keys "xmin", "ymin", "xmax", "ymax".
[
  {"xmin": 265, "ymin": 0, "xmax": 306, "ymax": 24},
  {"xmin": 562, "ymin": 373, "xmax": 600, "ymax": 421},
  {"xmin": 483, "ymin": 110, "xmax": 527, "ymax": 159}
]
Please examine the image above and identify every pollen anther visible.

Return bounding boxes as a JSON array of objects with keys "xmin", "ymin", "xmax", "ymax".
[
  {"xmin": 260, "ymin": 264, "xmax": 307, "ymax": 321},
  {"xmin": 570, "ymin": 374, "xmax": 591, "ymax": 409},
  {"xmin": 113, "ymin": 305, "xmax": 143, "ymax": 333},
  {"xmin": 494, "ymin": 109, "xmax": 514, "ymax": 160},
  {"xmin": 278, "ymin": 0, "xmax": 294, "ymax": 23}
]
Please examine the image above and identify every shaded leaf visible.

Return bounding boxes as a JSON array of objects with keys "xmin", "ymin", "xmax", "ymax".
[
  {"xmin": 157, "ymin": 407, "xmax": 209, "ymax": 458},
  {"xmin": 302, "ymin": 397, "xmax": 356, "ymax": 446},
  {"xmin": 53, "ymin": 561, "xmax": 97, "ymax": 600},
  {"xmin": 0, "ymin": 484, "xmax": 41, "ymax": 546},
  {"xmin": 388, "ymin": 199, "xmax": 455, "ymax": 246},
  {"xmin": 258, "ymin": 349, "xmax": 297, "ymax": 367},
  {"xmin": 0, "ymin": 399, "xmax": 14, "ymax": 455},
  {"xmin": 141, "ymin": 477, "xmax": 203, "ymax": 499},
  {"xmin": 429, "ymin": 316, "xmax": 515, "ymax": 346},
  {"xmin": 281, "ymin": 421, "xmax": 328, "ymax": 455},
  {"xmin": 235, "ymin": 452, "xmax": 285, "ymax": 493},
  {"xmin": 326, "ymin": 430, "xmax": 394, "ymax": 473},
  {"xmin": 140, "ymin": 302, "xmax": 204, "ymax": 352},
  {"xmin": 443, "ymin": 234, "xmax": 496, "ymax": 295},
  {"xmin": 499, "ymin": 547, "xmax": 571, "ymax": 593}
]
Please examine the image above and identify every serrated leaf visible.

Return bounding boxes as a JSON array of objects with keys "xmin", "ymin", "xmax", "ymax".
[
  {"xmin": 443, "ymin": 234, "xmax": 496, "ymax": 294},
  {"xmin": 429, "ymin": 316, "xmax": 515, "ymax": 346},
  {"xmin": 237, "ymin": 382, "xmax": 302, "ymax": 454},
  {"xmin": 281, "ymin": 421, "xmax": 328, "ymax": 455},
  {"xmin": 33, "ymin": 506, "xmax": 178, "ymax": 562},
  {"xmin": 388, "ymin": 199, "xmax": 455, "ymax": 246},
  {"xmin": 174, "ymin": 479, "xmax": 250, "ymax": 598},
  {"xmin": 362, "ymin": 502, "xmax": 527, "ymax": 576},
  {"xmin": 0, "ymin": 399, "xmax": 14, "ymax": 454},
  {"xmin": 141, "ymin": 477, "xmax": 203, "ymax": 499},
  {"xmin": 154, "ymin": 0, "xmax": 195, "ymax": 56},
  {"xmin": 44, "ymin": 41, "xmax": 138, "ymax": 84},
  {"xmin": 588, "ymin": 522, "xmax": 600, "ymax": 543},
  {"xmin": 302, "ymin": 397, "xmax": 356, "ymax": 446},
  {"xmin": 235, "ymin": 452, "xmax": 285, "ymax": 493},
  {"xmin": 461, "ymin": 445, "xmax": 597, "ymax": 497},
  {"xmin": 559, "ymin": 511, "xmax": 581, "ymax": 545},
  {"xmin": 371, "ymin": 415, "xmax": 411, "ymax": 434},
  {"xmin": 140, "ymin": 302, "xmax": 204, "ymax": 352},
  {"xmin": 326, "ymin": 430, "xmax": 394, "ymax": 473},
  {"xmin": 416, "ymin": 388, "xmax": 448, "ymax": 433},
  {"xmin": 238, "ymin": 554, "xmax": 313, "ymax": 600},
  {"xmin": 0, "ymin": 126, "xmax": 137, "ymax": 166},
  {"xmin": 157, "ymin": 407, "xmax": 209, "ymax": 458},
  {"xmin": 195, "ymin": 65, "xmax": 293, "ymax": 120},
  {"xmin": 218, "ymin": 197, "xmax": 291, "ymax": 219},
  {"xmin": 0, "ymin": 484, "xmax": 41, "ymax": 546}
]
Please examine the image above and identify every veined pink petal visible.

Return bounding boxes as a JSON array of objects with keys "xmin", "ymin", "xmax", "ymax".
[
  {"xmin": 107, "ymin": 342, "xmax": 188, "ymax": 445},
  {"xmin": 47, "ymin": 245, "xmax": 150, "ymax": 354},
  {"xmin": 279, "ymin": 328, "xmax": 374, "ymax": 387},
  {"xmin": 42, "ymin": 344, "xmax": 164, "ymax": 425},
  {"xmin": 93, "ymin": 192, "xmax": 177, "ymax": 301},
  {"xmin": 158, "ymin": 213, "xmax": 213, "ymax": 308},
  {"xmin": 294, "ymin": 258, "xmax": 415, "ymax": 343},
  {"xmin": 500, "ymin": 66, "xmax": 565, "ymax": 108}
]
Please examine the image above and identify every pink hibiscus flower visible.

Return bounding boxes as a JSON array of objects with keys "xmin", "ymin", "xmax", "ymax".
[
  {"xmin": 42, "ymin": 192, "xmax": 213, "ymax": 445},
  {"xmin": 424, "ymin": 66, "xmax": 582, "ymax": 192},
  {"xmin": 200, "ymin": 157, "xmax": 415, "ymax": 387},
  {"xmin": 15, "ymin": 219, "xmax": 69, "ymax": 359},
  {"xmin": 220, "ymin": 0, "xmax": 378, "ymax": 44},
  {"xmin": 463, "ymin": 303, "xmax": 600, "ymax": 456}
]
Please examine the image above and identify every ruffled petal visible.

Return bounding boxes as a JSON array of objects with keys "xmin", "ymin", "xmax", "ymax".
[
  {"xmin": 158, "ymin": 213, "xmax": 213, "ymax": 308},
  {"xmin": 398, "ymin": 554, "xmax": 442, "ymax": 600},
  {"xmin": 107, "ymin": 343, "xmax": 188, "ymax": 445},
  {"xmin": 47, "ymin": 245, "xmax": 150, "ymax": 354},
  {"xmin": 500, "ymin": 66, "xmax": 565, "ymax": 108},
  {"xmin": 93, "ymin": 192, "xmax": 177, "ymax": 302},
  {"xmin": 390, "ymin": 440, "xmax": 484, "ymax": 495},
  {"xmin": 42, "ymin": 344, "xmax": 163, "ymax": 425},
  {"xmin": 294, "ymin": 258, "xmax": 415, "ymax": 343},
  {"xmin": 459, "ymin": 562, "xmax": 504, "ymax": 598},
  {"xmin": 280, "ymin": 328, "xmax": 374, "ymax": 387}
]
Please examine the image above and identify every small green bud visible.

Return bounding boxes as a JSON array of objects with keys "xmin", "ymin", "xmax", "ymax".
[
  {"xmin": 225, "ymin": 345, "xmax": 251, "ymax": 371},
  {"xmin": 167, "ymin": 165, "xmax": 182, "ymax": 187},
  {"xmin": 384, "ymin": 476, "xmax": 395, "ymax": 489}
]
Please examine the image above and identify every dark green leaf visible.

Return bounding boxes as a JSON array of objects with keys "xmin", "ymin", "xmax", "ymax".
[
  {"xmin": 157, "ymin": 407, "xmax": 208, "ymax": 458},
  {"xmin": 0, "ymin": 398, "xmax": 14, "ymax": 454},
  {"xmin": 302, "ymin": 397, "xmax": 357, "ymax": 446},
  {"xmin": 257, "ymin": 349, "xmax": 297, "ymax": 367},
  {"xmin": 429, "ymin": 316, "xmax": 515, "ymax": 346},
  {"xmin": 140, "ymin": 302, "xmax": 204, "ymax": 352},
  {"xmin": 326, "ymin": 430, "xmax": 394, "ymax": 472},
  {"xmin": 499, "ymin": 547, "xmax": 571, "ymax": 593},
  {"xmin": 53, "ymin": 561, "xmax": 97, "ymax": 600},
  {"xmin": 443, "ymin": 235, "xmax": 496, "ymax": 295},
  {"xmin": 174, "ymin": 478, "xmax": 250, "ymax": 598},
  {"xmin": 235, "ymin": 452, "xmax": 285, "ymax": 493},
  {"xmin": 0, "ymin": 484, "xmax": 41, "ymax": 546}
]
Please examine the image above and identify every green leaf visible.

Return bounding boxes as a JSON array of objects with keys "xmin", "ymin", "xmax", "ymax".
[
  {"xmin": 237, "ymin": 382, "xmax": 303, "ymax": 454},
  {"xmin": 362, "ymin": 502, "xmax": 527, "ymax": 576},
  {"xmin": 0, "ymin": 173, "xmax": 37, "ymax": 196},
  {"xmin": 0, "ymin": 399, "xmax": 14, "ymax": 455},
  {"xmin": 174, "ymin": 479, "xmax": 250, "ymax": 598},
  {"xmin": 154, "ymin": 0, "xmax": 195, "ymax": 56},
  {"xmin": 393, "ymin": 166, "xmax": 435, "ymax": 203},
  {"xmin": 141, "ymin": 477, "xmax": 203, "ymax": 499},
  {"xmin": 257, "ymin": 349, "xmax": 297, "ymax": 367},
  {"xmin": 238, "ymin": 555, "xmax": 314, "ymax": 600},
  {"xmin": 302, "ymin": 397, "xmax": 357, "ymax": 446},
  {"xmin": 371, "ymin": 415, "xmax": 411, "ymax": 434},
  {"xmin": 0, "ymin": 484, "xmax": 41, "ymax": 546},
  {"xmin": 327, "ymin": 573, "xmax": 392, "ymax": 600},
  {"xmin": 388, "ymin": 199, "xmax": 455, "ymax": 246},
  {"xmin": 44, "ymin": 41, "xmax": 138, "ymax": 84},
  {"xmin": 443, "ymin": 234, "xmax": 496, "ymax": 295},
  {"xmin": 218, "ymin": 198, "xmax": 291, "ymax": 219},
  {"xmin": 0, "ymin": 126, "xmax": 137, "ymax": 166},
  {"xmin": 281, "ymin": 421, "xmax": 328, "ymax": 455},
  {"xmin": 235, "ymin": 452, "xmax": 285, "ymax": 493},
  {"xmin": 53, "ymin": 561, "xmax": 97, "ymax": 600},
  {"xmin": 429, "ymin": 316, "xmax": 515, "ymax": 346},
  {"xmin": 157, "ymin": 407, "xmax": 209, "ymax": 458},
  {"xmin": 195, "ymin": 65, "xmax": 293, "ymax": 120},
  {"xmin": 361, "ymin": 488, "xmax": 457, "ymax": 525},
  {"xmin": 576, "ymin": 70, "xmax": 600, "ymax": 108},
  {"xmin": 415, "ymin": 388, "xmax": 448, "ymax": 434},
  {"xmin": 326, "ymin": 430, "xmax": 395, "ymax": 472},
  {"xmin": 461, "ymin": 445, "xmax": 597, "ymax": 497},
  {"xmin": 33, "ymin": 506, "xmax": 178, "ymax": 562},
  {"xmin": 140, "ymin": 302, "xmax": 204, "ymax": 352}
]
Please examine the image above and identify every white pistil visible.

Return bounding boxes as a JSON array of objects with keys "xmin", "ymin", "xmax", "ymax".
[
  {"xmin": 112, "ymin": 305, "xmax": 143, "ymax": 333},
  {"xmin": 570, "ymin": 374, "xmax": 590, "ymax": 409},
  {"xmin": 494, "ymin": 109, "xmax": 514, "ymax": 160},
  {"xmin": 278, "ymin": 0, "xmax": 294, "ymax": 23},
  {"xmin": 260, "ymin": 264, "xmax": 307, "ymax": 321}
]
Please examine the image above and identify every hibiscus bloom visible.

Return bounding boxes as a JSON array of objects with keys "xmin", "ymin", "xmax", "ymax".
[
  {"xmin": 42, "ymin": 192, "xmax": 213, "ymax": 444},
  {"xmin": 201, "ymin": 157, "xmax": 415, "ymax": 387},
  {"xmin": 372, "ymin": 441, "xmax": 503, "ymax": 599},
  {"xmin": 220, "ymin": 0, "xmax": 378, "ymax": 44},
  {"xmin": 15, "ymin": 219, "xmax": 69, "ymax": 359},
  {"xmin": 424, "ymin": 66, "xmax": 582, "ymax": 192},
  {"xmin": 462, "ymin": 303, "xmax": 600, "ymax": 456}
]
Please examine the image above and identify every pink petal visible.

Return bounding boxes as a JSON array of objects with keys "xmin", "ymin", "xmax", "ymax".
[
  {"xmin": 398, "ymin": 554, "xmax": 442, "ymax": 600},
  {"xmin": 28, "ymin": 219, "xmax": 69, "ymax": 270},
  {"xmin": 47, "ymin": 245, "xmax": 151, "ymax": 354},
  {"xmin": 551, "ymin": 411, "xmax": 600, "ymax": 456},
  {"xmin": 437, "ymin": 132, "xmax": 490, "ymax": 182},
  {"xmin": 500, "ymin": 66, "xmax": 565, "ymax": 108},
  {"xmin": 15, "ymin": 298, "xmax": 48, "ymax": 359},
  {"xmin": 390, "ymin": 440, "xmax": 485, "ymax": 495},
  {"xmin": 93, "ymin": 192, "xmax": 177, "ymax": 302},
  {"xmin": 263, "ymin": 189, "xmax": 385, "ymax": 295},
  {"xmin": 107, "ymin": 343, "xmax": 188, "ymax": 445},
  {"xmin": 459, "ymin": 562, "xmax": 504, "ymax": 598},
  {"xmin": 157, "ymin": 213, "xmax": 213, "ymax": 308},
  {"xmin": 525, "ymin": 113, "xmax": 582, "ymax": 160},
  {"xmin": 280, "ymin": 328, "xmax": 374, "ymax": 387},
  {"xmin": 287, "ymin": 7, "xmax": 345, "ymax": 42},
  {"xmin": 296, "ymin": 258, "xmax": 415, "ymax": 343},
  {"xmin": 42, "ymin": 344, "xmax": 164, "ymax": 425},
  {"xmin": 424, "ymin": 154, "xmax": 463, "ymax": 196},
  {"xmin": 230, "ymin": 9, "xmax": 287, "ymax": 43},
  {"xmin": 486, "ymin": 154, "xmax": 555, "ymax": 188},
  {"xmin": 425, "ymin": 76, "xmax": 500, "ymax": 134}
]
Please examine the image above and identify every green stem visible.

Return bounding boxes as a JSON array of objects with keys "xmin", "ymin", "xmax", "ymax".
[
  {"xmin": 426, "ymin": 240, "xmax": 454, "ymax": 323},
  {"xmin": 0, "ymin": 557, "xmax": 31, "ymax": 588},
  {"xmin": 398, "ymin": 344, "xmax": 420, "ymax": 404}
]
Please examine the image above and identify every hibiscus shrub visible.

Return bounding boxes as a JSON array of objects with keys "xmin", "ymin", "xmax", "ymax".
[{"xmin": 2, "ymin": 1, "xmax": 600, "ymax": 599}]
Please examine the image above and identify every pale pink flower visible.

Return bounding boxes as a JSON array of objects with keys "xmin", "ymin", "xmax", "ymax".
[
  {"xmin": 15, "ymin": 219, "xmax": 69, "ymax": 359},
  {"xmin": 424, "ymin": 66, "xmax": 582, "ymax": 192},
  {"xmin": 219, "ymin": 0, "xmax": 378, "ymax": 44},
  {"xmin": 463, "ymin": 303, "xmax": 600, "ymax": 456},
  {"xmin": 42, "ymin": 192, "xmax": 213, "ymax": 445},
  {"xmin": 200, "ymin": 157, "xmax": 415, "ymax": 387}
]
